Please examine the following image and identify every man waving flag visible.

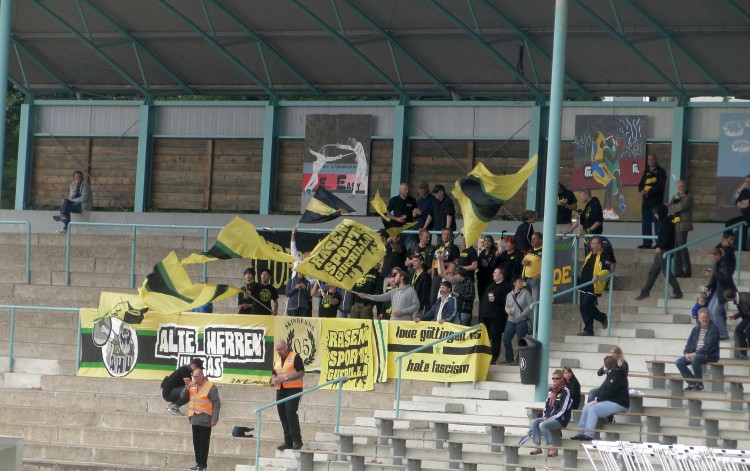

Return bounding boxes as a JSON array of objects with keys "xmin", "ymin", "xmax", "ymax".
[{"xmin": 453, "ymin": 155, "xmax": 538, "ymax": 246}]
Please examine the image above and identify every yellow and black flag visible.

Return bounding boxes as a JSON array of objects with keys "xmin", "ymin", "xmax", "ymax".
[
  {"xmin": 300, "ymin": 187, "xmax": 355, "ymax": 224},
  {"xmin": 140, "ymin": 251, "xmax": 241, "ymax": 315},
  {"xmin": 181, "ymin": 217, "xmax": 297, "ymax": 265},
  {"xmin": 452, "ymin": 155, "xmax": 538, "ymax": 247},
  {"xmin": 370, "ymin": 190, "xmax": 417, "ymax": 238}
]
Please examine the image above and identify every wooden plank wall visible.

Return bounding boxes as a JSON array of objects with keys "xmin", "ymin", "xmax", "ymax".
[
  {"xmin": 30, "ymin": 137, "xmax": 137, "ymax": 209},
  {"xmin": 28, "ymin": 136, "xmax": 721, "ymax": 222}
]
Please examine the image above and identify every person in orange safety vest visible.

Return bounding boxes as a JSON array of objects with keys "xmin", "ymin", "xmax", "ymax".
[
  {"xmin": 180, "ymin": 367, "xmax": 220, "ymax": 471},
  {"xmin": 272, "ymin": 339, "xmax": 306, "ymax": 451}
]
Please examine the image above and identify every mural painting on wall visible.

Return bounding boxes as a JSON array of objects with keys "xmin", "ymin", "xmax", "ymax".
[
  {"xmin": 573, "ymin": 115, "xmax": 647, "ymax": 222},
  {"xmin": 302, "ymin": 114, "xmax": 372, "ymax": 215},
  {"xmin": 715, "ymin": 114, "xmax": 750, "ymax": 220}
]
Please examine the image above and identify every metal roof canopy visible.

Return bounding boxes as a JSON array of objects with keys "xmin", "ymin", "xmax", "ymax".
[{"xmin": 7, "ymin": 0, "xmax": 750, "ymax": 101}]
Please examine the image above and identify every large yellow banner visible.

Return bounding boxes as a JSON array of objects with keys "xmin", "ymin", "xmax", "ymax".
[
  {"xmin": 318, "ymin": 318, "xmax": 388, "ymax": 391},
  {"xmin": 79, "ymin": 308, "xmax": 274, "ymax": 385},
  {"xmin": 386, "ymin": 322, "xmax": 492, "ymax": 382},
  {"xmin": 274, "ymin": 316, "xmax": 322, "ymax": 372}
]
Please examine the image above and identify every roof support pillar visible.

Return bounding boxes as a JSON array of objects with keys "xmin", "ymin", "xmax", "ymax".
[
  {"xmin": 134, "ymin": 103, "xmax": 155, "ymax": 212},
  {"xmin": 260, "ymin": 102, "xmax": 281, "ymax": 215},
  {"xmin": 15, "ymin": 102, "xmax": 34, "ymax": 210},
  {"xmin": 537, "ymin": 0, "xmax": 568, "ymax": 402},
  {"xmin": 391, "ymin": 102, "xmax": 411, "ymax": 196},
  {"xmin": 526, "ymin": 103, "xmax": 548, "ymax": 212},
  {"xmin": 669, "ymin": 103, "xmax": 690, "ymax": 196},
  {"xmin": 0, "ymin": 0, "xmax": 12, "ymax": 204}
]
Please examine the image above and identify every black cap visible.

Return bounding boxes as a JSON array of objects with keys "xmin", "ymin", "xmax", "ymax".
[
  {"xmin": 419, "ymin": 182, "xmax": 429, "ymax": 189},
  {"xmin": 432, "ymin": 184, "xmax": 445, "ymax": 193}
]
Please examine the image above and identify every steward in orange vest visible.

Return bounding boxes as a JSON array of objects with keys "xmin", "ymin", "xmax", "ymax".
[
  {"xmin": 273, "ymin": 340, "xmax": 305, "ymax": 451},
  {"xmin": 180, "ymin": 368, "xmax": 220, "ymax": 471}
]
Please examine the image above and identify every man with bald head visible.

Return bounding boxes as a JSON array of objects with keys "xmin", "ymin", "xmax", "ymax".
[
  {"xmin": 272, "ymin": 339, "xmax": 306, "ymax": 451},
  {"xmin": 180, "ymin": 366, "xmax": 220, "ymax": 471}
]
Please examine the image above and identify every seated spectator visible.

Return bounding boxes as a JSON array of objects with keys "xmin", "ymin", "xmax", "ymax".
[
  {"xmin": 562, "ymin": 367, "xmax": 581, "ymax": 410},
  {"xmin": 52, "ymin": 170, "xmax": 92, "ymax": 233},
  {"xmin": 587, "ymin": 345, "xmax": 629, "ymax": 403},
  {"xmin": 416, "ymin": 281, "xmax": 458, "ymax": 324},
  {"xmin": 725, "ymin": 288, "xmax": 750, "ymax": 359},
  {"xmin": 676, "ymin": 308, "xmax": 720, "ymax": 391},
  {"xmin": 571, "ymin": 356, "xmax": 629, "ymax": 441},
  {"xmin": 529, "ymin": 369, "xmax": 572, "ymax": 457}
]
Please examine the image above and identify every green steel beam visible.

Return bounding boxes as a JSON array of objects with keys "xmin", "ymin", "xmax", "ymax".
[
  {"xmin": 10, "ymin": 38, "xmax": 74, "ymax": 95},
  {"xmin": 724, "ymin": 0, "xmax": 750, "ymax": 23},
  {"xmin": 478, "ymin": 0, "xmax": 589, "ymax": 96},
  {"xmin": 669, "ymin": 104, "xmax": 690, "ymax": 197},
  {"xmin": 156, "ymin": 0, "xmax": 278, "ymax": 99},
  {"xmin": 667, "ymin": 40, "xmax": 683, "ymax": 88},
  {"xmin": 80, "ymin": 0, "xmax": 196, "ymax": 95},
  {"xmin": 260, "ymin": 103, "xmax": 281, "ymax": 215},
  {"xmin": 391, "ymin": 103, "xmax": 411, "ymax": 196},
  {"xmin": 536, "ymin": 0, "xmax": 568, "ymax": 402},
  {"xmin": 74, "ymin": 0, "xmax": 93, "ymax": 40},
  {"xmin": 570, "ymin": 0, "xmax": 685, "ymax": 100},
  {"xmin": 330, "ymin": 0, "xmax": 348, "ymax": 39},
  {"xmin": 199, "ymin": 0, "xmax": 217, "ymax": 40},
  {"xmin": 609, "ymin": 0, "xmax": 624, "ymax": 35},
  {"xmin": 339, "ymin": 0, "xmax": 451, "ymax": 97},
  {"xmin": 15, "ymin": 103, "xmax": 34, "ymax": 210},
  {"xmin": 8, "ymin": 76, "xmax": 33, "ymax": 98},
  {"xmin": 621, "ymin": 0, "xmax": 731, "ymax": 96},
  {"xmin": 526, "ymin": 104, "xmax": 546, "ymax": 212},
  {"xmin": 206, "ymin": 0, "xmax": 320, "ymax": 95},
  {"xmin": 425, "ymin": 0, "xmax": 545, "ymax": 101},
  {"xmin": 29, "ymin": 0, "xmax": 151, "ymax": 97},
  {"xmin": 0, "ymin": 0, "xmax": 11, "ymax": 203},
  {"xmin": 134, "ymin": 103, "xmax": 155, "ymax": 212},
  {"xmin": 287, "ymin": 0, "xmax": 408, "ymax": 99}
]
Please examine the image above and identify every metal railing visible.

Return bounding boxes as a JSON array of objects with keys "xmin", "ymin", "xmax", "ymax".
[
  {"xmin": 0, "ymin": 221, "xmax": 31, "ymax": 284},
  {"xmin": 65, "ymin": 222, "xmax": 223, "ymax": 287},
  {"xmin": 662, "ymin": 221, "xmax": 746, "ymax": 314},
  {"xmin": 252, "ymin": 375, "xmax": 348, "ymax": 471},
  {"xmin": 0, "ymin": 305, "xmax": 81, "ymax": 372},
  {"xmin": 393, "ymin": 324, "xmax": 482, "ymax": 418},
  {"xmin": 529, "ymin": 271, "xmax": 619, "ymax": 338}
]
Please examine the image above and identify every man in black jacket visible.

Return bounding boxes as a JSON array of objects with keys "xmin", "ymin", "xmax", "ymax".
[
  {"xmin": 478, "ymin": 268, "xmax": 512, "ymax": 364},
  {"xmin": 725, "ymin": 288, "xmax": 750, "ymax": 359},
  {"xmin": 161, "ymin": 358, "xmax": 203, "ymax": 415},
  {"xmin": 637, "ymin": 153, "xmax": 667, "ymax": 248},
  {"xmin": 408, "ymin": 253, "xmax": 432, "ymax": 316},
  {"xmin": 635, "ymin": 204, "xmax": 683, "ymax": 300}
]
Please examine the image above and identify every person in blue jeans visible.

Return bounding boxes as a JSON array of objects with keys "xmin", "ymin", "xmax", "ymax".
[
  {"xmin": 675, "ymin": 308, "xmax": 720, "ymax": 391},
  {"xmin": 571, "ymin": 356, "xmax": 629, "ymax": 441},
  {"xmin": 52, "ymin": 170, "xmax": 92, "ymax": 233},
  {"xmin": 529, "ymin": 369, "xmax": 572, "ymax": 457},
  {"xmin": 502, "ymin": 276, "xmax": 531, "ymax": 364}
]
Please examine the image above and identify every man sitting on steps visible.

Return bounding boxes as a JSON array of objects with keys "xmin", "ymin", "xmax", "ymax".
[
  {"xmin": 675, "ymin": 308, "xmax": 720, "ymax": 391},
  {"xmin": 52, "ymin": 170, "xmax": 92, "ymax": 234}
]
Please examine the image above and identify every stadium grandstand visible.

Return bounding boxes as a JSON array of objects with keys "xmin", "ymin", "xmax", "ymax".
[{"xmin": 1, "ymin": 1, "xmax": 750, "ymax": 470}]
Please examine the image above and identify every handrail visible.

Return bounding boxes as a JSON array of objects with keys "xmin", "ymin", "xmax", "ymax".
[
  {"xmin": 529, "ymin": 271, "xmax": 619, "ymax": 338},
  {"xmin": 0, "ymin": 305, "xmax": 81, "ymax": 372},
  {"xmin": 0, "ymin": 221, "xmax": 31, "ymax": 284},
  {"xmin": 393, "ymin": 324, "xmax": 482, "ymax": 418},
  {"xmin": 252, "ymin": 375, "xmax": 348, "ymax": 471},
  {"xmin": 65, "ymin": 222, "xmax": 224, "ymax": 288},
  {"xmin": 662, "ymin": 221, "xmax": 747, "ymax": 314}
]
